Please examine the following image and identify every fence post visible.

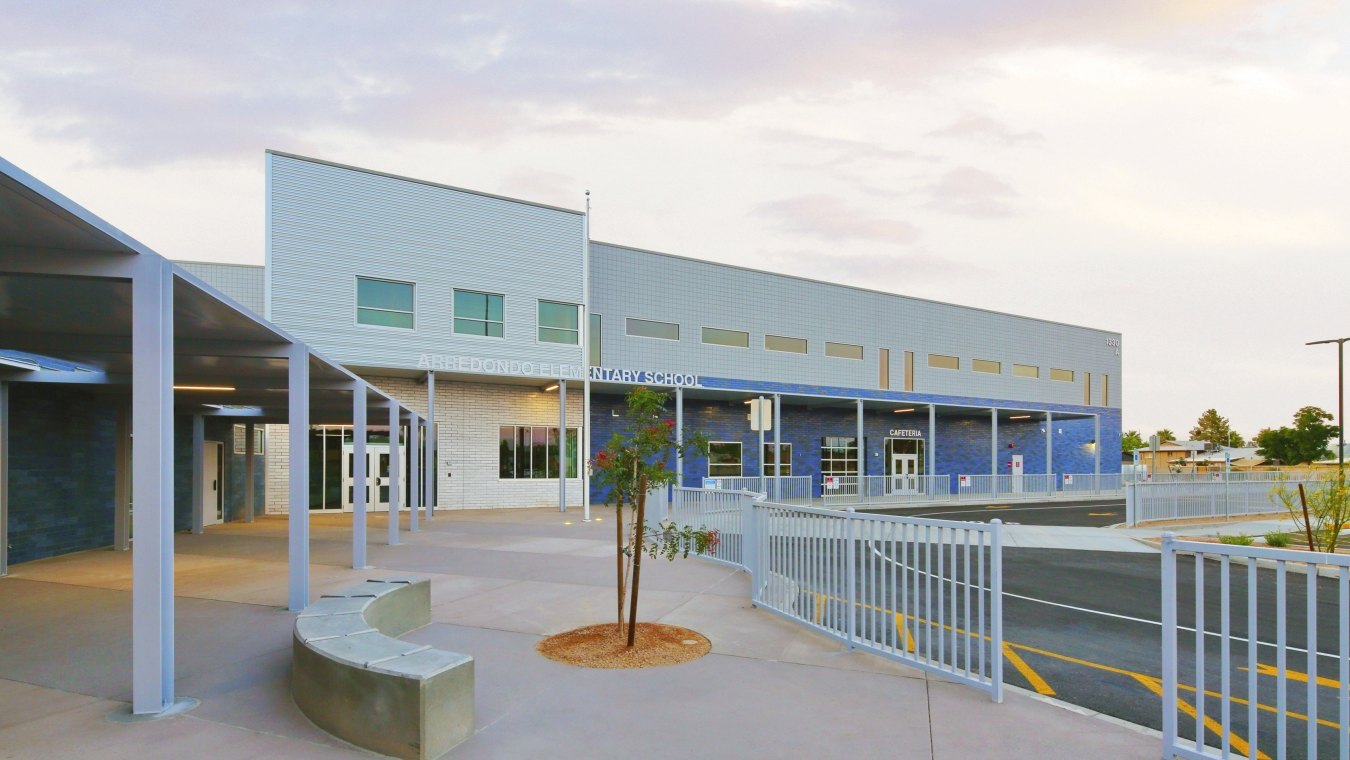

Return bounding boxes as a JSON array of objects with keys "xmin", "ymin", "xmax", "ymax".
[
  {"xmin": 1125, "ymin": 483, "xmax": 1135, "ymax": 526},
  {"xmin": 989, "ymin": 519, "xmax": 1004, "ymax": 703},
  {"xmin": 845, "ymin": 508, "xmax": 857, "ymax": 650},
  {"xmin": 741, "ymin": 493, "xmax": 759, "ymax": 604},
  {"xmin": 1160, "ymin": 533, "xmax": 1178, "ymax": 757}
]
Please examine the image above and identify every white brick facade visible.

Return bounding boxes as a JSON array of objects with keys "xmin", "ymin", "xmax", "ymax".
[{"xmin": 263, "ymin": 375, "xmax": 586, "ymax": 512}]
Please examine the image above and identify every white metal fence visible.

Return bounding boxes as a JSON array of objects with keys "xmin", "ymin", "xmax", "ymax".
[
  {"xmin": 820, "ymin": 475, "xmax": 951, "ymax": 505},
  {"xmin": 1125, "ymin": 480, "xmax": 1319, "ymax": 526},
  {"xmin": 704, "ymin": 476, "xmax": 813, "ymax": 504},
  {"xmin": 669, "ymin": 487, "xmax": 1004, "ymax": 701},
  {"xmin": 955, "ymin": 473, "xmax": 1057, "ymax": 500},
  {"xmin": 1161, "ymin": 535, "xmax": 1350, "ymax": 760},
  {"xmin": 1125, "ymin": 472, "xmax": 1302, "ymax": 485}
]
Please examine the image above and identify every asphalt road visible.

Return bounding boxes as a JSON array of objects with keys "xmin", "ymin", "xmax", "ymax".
[{"xmin": 864, "ymin": 498, "xmax": 1127, "ymax": 527}]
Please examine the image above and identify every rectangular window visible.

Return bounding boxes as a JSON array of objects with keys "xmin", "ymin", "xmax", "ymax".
[
  {"xmin": 708, "ymin": 441, "xmax": 742, "ymax": 477},
  {"xmin": 702, "ymin": 326, "xmax": 749, "ymax": 348},
  {"xmin": 589, "ymin": 313, "xmax": 602, "ymax": 366},
  {"xmin": 826, "ymin": 342, "xmax": 864, "ymax": 360},
  {"xmin": 762, "ymin": 443, "xmax": 792, "ymax": 476},
  {"xmin": 972, "ymin": 359, "xmax": 1001, "ymax": 374},
  {"xmin": 1050, "ymin": 368, "xmax": 1074, "ymax": 382},
  {"xmin": 928, "ymin": 353, "xmax": 959, "ymax": 370},
  {"xmin": 1084, "ymin": 372, "xmax": 1092, "ymax": 405},
  {"xmin": 453, "ymin": 290, "xmax": 504, "ymax": 337},
  {"xmin": 356, "ymin": 276, "xmax": 414, "ymax": 328},
  {"xmin": 821, "ymin": 436, "xmax": 861, "ymax": 476},
  {"xmin": 879, "ymin": 348, "xmax": 890, "ymax": 389},
  {"xmin": 765, "ymin": 335, "xmax": 808, "ymax": 354},
  {"xmin": 626, "ymin": 317, "xmax": 679, "ymax": 341},
  {"xmin": 1102, "ymin": 374, "xmax": 1109, "ymax": 406},
  {"xmin": 498, "ymin": 425, "xmax": 580, "ymax": 479},
  {"xmin": 538, "ymin": 301, "xmax": 580, "ymax": 344},
  {"xmin": 904, "ymin": 351, "xmax": 914, "ymax": 391},
  {"xmin": 232, "ymin": 425, "xmax": 266, "ymax": 455},
  {"xmin": 1013, "ymin": 364, "xmax": 1039, "ymax": 379}
]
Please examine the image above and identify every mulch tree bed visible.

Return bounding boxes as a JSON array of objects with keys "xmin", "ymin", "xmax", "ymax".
[{"xmin": 536, "ymin": 623, "xmax": 711, "ymax": 669}]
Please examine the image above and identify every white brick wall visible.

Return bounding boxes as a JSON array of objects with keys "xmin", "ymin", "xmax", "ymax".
[{"xmin": 262, "ymin": 376, "xmax": 586, "ymax": 512}]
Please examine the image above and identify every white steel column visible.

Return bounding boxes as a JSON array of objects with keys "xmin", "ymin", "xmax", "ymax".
[
  {"xmin": 131, "ymin": 258, "xmax": 175, "ymax": 714},
  {"xmin": 773, "ymin": 393, "xmax": 782, "ymax": 498},
  {"xmin": 581, "ymin": 190, "xmax": 592, "ymax": 522},
  {"xmin": 352, "ymin": 385, "xmax": 368, "ymax": 569},
  {"xmin": 243, "ymin": 421, "xmax": 256, "ymax": 523},
  {"xmin": 408, "ymin": 414, "xmax": 420, "ymax": 531},
  {"xmin": 856, "ymin": 399, "xmax": 864, "ymax": 477},
  {"xmin": 387, "ymin": 403, "xmax": 401, "ymax": 546},
  {"xmin": 583, "ymin": 378, "xmax": 592, "ymax": 521},
  {"xmin": 559, "ymin": 380, "xmax": 567, "ymax": 512},
  {"xmin": 674, "ymin": 387, "xmax": 683, "ymax": 490},
  {"xmin": 113, "ymin": 402, "xmax": 131, "ymax": 550},
  {"xmin": 928, "ymin": 404, "xmax": 936, "ymax": 480},
  {"xmin": 0, "ymin": 382, "xmax": 8, "ymax": 576},
  {"xmin": 990, "ymin": 409, "xmax": 999, "ymax": 496},
  {"xmin": 758, "ymin": 395, "xmax": 766, "ymax": 492},
  {"xmin": 287, "ymin": 343, "xmax": 310, "ymax": 612},
  {"xmin": 190, "ymin": 414, "xmax": 204, "ymax": 534},
  {"xmin": 424, "ymin": 371, "xmax": 435, "ymax": 521},
  {"xmin": 1045, "ymin": 412, "xmax": 1053, "ymax": 483}
]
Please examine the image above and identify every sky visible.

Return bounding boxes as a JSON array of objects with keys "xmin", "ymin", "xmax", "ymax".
[{"xmin": 2, "ymin": 1, "xmax": 1348, "ymax": 441}]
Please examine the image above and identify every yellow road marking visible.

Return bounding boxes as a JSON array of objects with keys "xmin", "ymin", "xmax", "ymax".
[
  {"xmin": 1133, "ymin": 675, "xmax": 1270, "ymax": 760},
  {"xmin": 1246, "ymin": 662, "xmax": 1342, "ymax": 689},
  {"xmin": 1003, "ymin": 642, "xmax": 1055, "ymax": 695},
  {"xmin": 894, "ymin": 613, "xmax": 917, "ymax": 653},
  {"xmin": 985, "ymin": 505, "xmax": 1011, "ymax": 510},
  {"xmin": 1088, "ymin": 512, "xmax": 1118, "ymax": 516}
]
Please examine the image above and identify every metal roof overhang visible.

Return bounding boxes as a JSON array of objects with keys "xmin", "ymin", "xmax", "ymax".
[{"xmin": 0, "ymin": 155, "xmax": 414, "ymax": 425}]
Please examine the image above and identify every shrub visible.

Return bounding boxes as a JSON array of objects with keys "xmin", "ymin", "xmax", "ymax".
[
  {"xmin": 1264, "ymin": 531, "xmax": 1291, "ymax": 548},
  {"xmin": 1218, "ymin": 534, "xmax": 1255, "ymax": 546}
]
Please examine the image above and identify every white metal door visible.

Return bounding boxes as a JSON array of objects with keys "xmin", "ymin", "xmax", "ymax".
[
  {"xmin": 890, "ymin": 454, "xmax": 918, "ymax": 494},
  {"xmin": 202, "ymin": 441, "xmax": 223, "ymax": 526},
  {"xmin": 1011, "ymin": 454, "xmax": 1024, "ymax": 493},
  {"xmin": 342, "ymin": 444, "xmax": 391, "ymax": 512}
]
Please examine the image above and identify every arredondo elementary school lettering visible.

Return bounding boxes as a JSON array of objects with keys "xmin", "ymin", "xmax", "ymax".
[
  {"xmin": 587, "ymin": 367, "xmax": 701, "ymax": 387},
  {"xmin": 416, "ymin": 354, "xmax": 701, "ymax": 387}
]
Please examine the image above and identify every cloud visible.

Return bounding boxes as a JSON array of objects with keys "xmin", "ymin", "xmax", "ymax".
[
  {"xmin": 926, "ymin": 114, "xmax": 1043, "ymax": 145},
  {"xmin": 754, "ymin": 247, "xmax": 989, "ymax": 290},
  {"xmin": 922, "ymin": 167, "xmax": 1019, "ymax": 218},
  {"xmin": 756, "ymin": 194, "xmax": 921, "ymax": 244},
  {"xmin": 0, "ymin": 0, "xmax": 1282, "ymax": 165}
]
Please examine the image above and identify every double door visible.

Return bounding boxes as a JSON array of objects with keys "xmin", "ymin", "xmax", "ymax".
[
  {"xmin": 342, "ymin": 444, "xmax": 392, "ymax": 511},
  {"xmin": 889, "ymin": 453, "xmax": 918, "ymax": 494}
]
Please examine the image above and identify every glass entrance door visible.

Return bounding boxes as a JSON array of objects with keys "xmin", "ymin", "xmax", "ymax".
[
  {"xmin": 890, "ymin": 453, "xmax": 918, "ymax": 494},
  {"xmin": 342, "ymin": 444, "xmax": 391, "ymax": 511}
]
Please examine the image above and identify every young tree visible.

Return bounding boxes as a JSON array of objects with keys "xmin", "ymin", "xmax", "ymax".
[
  {"xmin": 1273, "ymin": 474, "xmax": 1350, "ymax": 552},
  {"xmin": 1255, "ymin": 406, "xmax": 1339, "ymax": 465},
  {"xmin": 1189, "ymin": 409, "xmax": 1236, "ymax": 450},
  {"xmin": 590, "ymin": 387, "xmax": 715, "ymax": 646},
  {"xmin": 1226, "ymin": 430, "xmax": 1246, "ymax": 448},
  {"xmin": 1121, "ymin": 430, "xmax": 1146, "ymax": 454}
]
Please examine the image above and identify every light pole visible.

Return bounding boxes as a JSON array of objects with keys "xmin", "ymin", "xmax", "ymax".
[{"xmin": 1307, "ymin": 336, "xmax": 1348, "ymax": 476}]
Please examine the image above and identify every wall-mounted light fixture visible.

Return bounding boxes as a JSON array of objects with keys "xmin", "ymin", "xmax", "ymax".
[
  {"xmin": 174, "ymin": 385, "xmax": 236, "ymax": 392},
  {"xmin": 1009, "ymin": 414, "xmax": 1031, "ymax": 420},
  {"xmin": 542, "ymin": 384, "xmax": 559, "ymax": 392},
  {"xmin": 893, "ymin": 408, "xmax": 915, "ymax": 414}
]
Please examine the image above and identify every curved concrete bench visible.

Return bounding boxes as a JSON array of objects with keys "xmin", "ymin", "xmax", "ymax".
[{"xmin": 292, "ymin": 578, "xmax": 474, "ymax": 760}]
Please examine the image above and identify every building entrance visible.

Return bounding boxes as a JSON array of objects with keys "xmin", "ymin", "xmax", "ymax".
[
  {"xmin": 342, "ymin": 444, "xmax": 392, "ymax": 512},
  {"xmin": 885, "ymin": 438, "xmax": 925, "ymax": 495}
]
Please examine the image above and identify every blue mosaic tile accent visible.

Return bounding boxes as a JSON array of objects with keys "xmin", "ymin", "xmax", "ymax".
[{"xmin": 6, "ymin": 384, "xmax": 116, "ymax": 565}]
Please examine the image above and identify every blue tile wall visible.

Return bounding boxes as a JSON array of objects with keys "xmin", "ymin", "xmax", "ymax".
[
  {"xmin": 6, "ymin": 385, "xmax": 116, "ymax": 565},
  {"xmin": 587, "ymin": 383, "xmax": 1120, "ymax": 502}
]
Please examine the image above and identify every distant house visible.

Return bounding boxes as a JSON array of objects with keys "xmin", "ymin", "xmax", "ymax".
[
  {"xmin": 1181, "ymin": 446, "xmax": 1268, "ymax": 470},
  {"xmin": 1127, "ymin": 440, "xmax": 1208, "ymax": 474}
]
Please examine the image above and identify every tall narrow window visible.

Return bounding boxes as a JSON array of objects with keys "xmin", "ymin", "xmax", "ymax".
[
  {"xmin": 538, "ymin": 301, "xmax": 580, "ymax": 344},
  {"xmin": 589, "ymin": 313, "xmax": 602, "ymax": 366},
  {"xmin": 453, "ymin": 290, "xmax": 504, "ymax": 337},
  {"xmin": 356, "ymin": 277, "xmax": 414, "ymax": 328},
  {"xmin": 904, "ymin": 351, "xmax": 914, "ymax": 391},
  {"xmin": 1102, "ymin": 374, "xmax": 1109, "ymax": 406},
  {"xmin": 1084, "ymin": 373, "xmax": 1092, "ymax": 405},
  {"xmin": 879, "ymin": 348, "xmax": 890, "ymax": 389}
]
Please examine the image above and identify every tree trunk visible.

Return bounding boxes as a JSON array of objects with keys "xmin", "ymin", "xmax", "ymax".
[
  {"xmin": 615, "ymin": 491, "xmax": 625, "ymax": 633},
  {"xmin": 627, "ymin": 473, "xmax": 648, "ymax": 647}
]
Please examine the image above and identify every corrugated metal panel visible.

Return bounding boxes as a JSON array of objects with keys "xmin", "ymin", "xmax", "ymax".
[
  {"xmin": 590, "ymin": 242, "xmax": 1123, "ymax": 408},
  {"xmin": 267, "ymin": 153, "xmax": 585, "ymax": 373},
  {"xmin": 175, "ymin": 261, "xmax": 265, "ymax": 316}
]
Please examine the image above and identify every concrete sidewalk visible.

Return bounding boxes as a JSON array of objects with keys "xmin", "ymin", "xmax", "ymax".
[{"xmin": 0, "ymin": 509, "xmax": 1159, "ymax": 759}]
